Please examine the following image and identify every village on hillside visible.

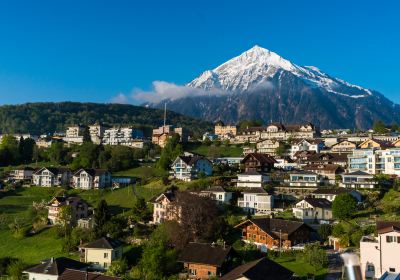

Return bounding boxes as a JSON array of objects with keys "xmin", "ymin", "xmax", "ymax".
[{"xmin": 0, "ymin": 115, "xmax": 400, "ymax": 280}]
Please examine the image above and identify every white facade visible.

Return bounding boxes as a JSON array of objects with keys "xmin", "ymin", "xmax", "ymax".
[
  {"xmin": 89, "ymin": 124, "xmax": 105, "ymax": 144},
  {"xmin": 237, "ymin": 190, "xmax": 273, "ymax": 215},
  {"xmin": 72, "ymin": 169, "xmax": 111, "ymax": 190},
  {"xmin": 102, "ymin": 127, "xmax": 144, "ymax": 147},
  {"xmin": 236, "ymin": 172, "xmax": 269, "ymax": 188},
  {"xmin": 292, "ymin": 199, "xmax": 332, "ymax": 223},
  {"xmin": 290, "ymin": 139, "xmax": 324, "ymax": 158},
  {"xmin": 348, "ymin": 148, "xmax": 400, "ymax": 176},
  {"xmin": 64, "ymin": 125, "xmax": 84, "ymax": 144},
  {"xmin": 200, "ymin": 187, "xmax": 233, "ymax": 205},
  {"xmin": 171, "ymin": 156, "xmax": 213, "ymax": 182},
  {"xmin": 360, "ymin": 228, "xmax": 400, "ymax": 279},
  {"xmin": 32, "ymin": 168, "xmax": 71, "ymax": 187}
]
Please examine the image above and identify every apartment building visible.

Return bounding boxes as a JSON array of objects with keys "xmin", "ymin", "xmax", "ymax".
[
  {"xmin": 348, "ymin": 148, "xmax": 400, "ymax": 176},
  {"xmin": 102, "ymin": 127, "xmax": 144, "ymax": 147},
  {"xmin": 64, "ymin": 125, "xmax": 84, "ymax": 144},
  {"xmin": 214, "ymin": 121, "xmax": 237, "ymax": 139}
]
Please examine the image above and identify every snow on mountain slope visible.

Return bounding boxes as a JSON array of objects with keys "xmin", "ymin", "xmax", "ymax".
[{"xmin": 187, "ymin": 45, "xmax": 372, "ymax": 98}]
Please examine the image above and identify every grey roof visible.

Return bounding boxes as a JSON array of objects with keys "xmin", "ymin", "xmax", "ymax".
[
  {"xmin": 221, "ymin": 257, "xmax": 293, "ymax": 280},
  {"xmin": 81, "ymin": 237, "xmax": 122, "ymax": 249},
  {"xmin": 178, "ymin": 242, "xmax": 232, "ymax": 267},
  {"xmin": 24, "ymin": 257, "xmax": 87, "ymax": 276},
  {"xmin": 202, "ymin": 186, "xmax": 228, "ymax": 193},
  {"xmin": 242, "ymin": 187, "xmax": 267, "ymax": 194},
  {"xmin": 60, "ymin": 269, "xmax": 122, "ymax": 280},
  {"xmin": 303, "ymin": 197, "xmax": 332, "ymax": 208}
]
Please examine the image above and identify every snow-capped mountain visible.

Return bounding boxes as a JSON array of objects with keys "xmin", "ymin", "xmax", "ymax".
[
  {"xmin": 188, "ymin": 45, "xmax": 372, "ymax": 98},
  {"xmin": 149, "ymin": 45, "xmax": 400, "ymax": 129}
]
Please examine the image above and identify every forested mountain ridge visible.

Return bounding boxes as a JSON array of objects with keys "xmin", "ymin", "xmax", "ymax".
[{"xmin": 0, "ymin": 102, "xmax": 212, "ymax": 136}]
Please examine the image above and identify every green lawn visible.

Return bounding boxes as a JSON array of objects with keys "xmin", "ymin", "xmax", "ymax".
[
  {"xmin": 185, "ymin": 142, "xmax": 244, "ymax": 157},
  {"xmin": 271, "ymin": 255, "xmax": 328, "ymax": 279},
  {"xmin": 0, "ymin": 227, "xmax": 71, "ymax": 266},
  {"xmin": 113, "ymin": 164, "xmax": 167, "ymax": 179}
]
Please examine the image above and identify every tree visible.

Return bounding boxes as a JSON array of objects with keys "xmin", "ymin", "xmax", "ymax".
[
  {"xmin": 0, "ymin": 134, "xmax": 19, "ymax": 165},
  {"xmin": 318, "ymin": 224, "xmax": 332, "ymax": 242},
  {"xmin": 157, "ymin": 135, "xmax": 181, "ymax": 170},
  {"xmin": 332, "ymin": 193, "xmax": 357, "ymax": 220},
  {"xmin": 94, "ymin": 199, "xmax": 111, "ymax": 238},
  {"xmin": 132, "ymin": 224, "xmax": 179, "ymax": 279},
  {"xmin": 238, "ymin": 120, "xmax": 263, "ymax": 131},
  {"xmin": 48, "ymin": 141, "xmax": 69, "ymax": 165},
  {"xmin": 275, "ymin": 142, "xmax": 290, "ymax": 157},
  {"xmin": 107, "ymin": 259, "xmax": 128, "ymax": 277},
  {"xmin": 302, "ymin": 242, "xmax": 328, "ymax": 270},
  {"xmin": 82, "ymin": 126, "xmax": 92, "ymax": 143},
  {"xmin": 131, "ymin": 197, "xmax": 148, "ymax": 222},
  {"xmin": 6, "ymin": 260, "xmax": 24, "ymax": 280},
  {"xmin": 71, "ymin": 142, "xmax": 99, "ymax": 169},
  {"xmin": 373, "ymin": 120, "xmax": 387, "ymax": 134},
  {"xmin": 168, "ymin": 192, "xmax": 220, "ymax": 249},
  {"xmin": 58, "ymin": 205, "xmax": 73, "ymax": 237}
]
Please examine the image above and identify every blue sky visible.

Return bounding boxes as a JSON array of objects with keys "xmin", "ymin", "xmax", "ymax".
[{"xmin": 0, "ymin": 0, "xmax": 399, "ymax": 104}]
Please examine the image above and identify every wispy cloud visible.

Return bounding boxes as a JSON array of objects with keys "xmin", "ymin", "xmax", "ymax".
[
  {"xmin": 110, "ymin": 80, "xmax": 226, "ymax": 104},
  {"xmin": 110, "ymin": 93, "xmax": 130, "ymax": 104}
]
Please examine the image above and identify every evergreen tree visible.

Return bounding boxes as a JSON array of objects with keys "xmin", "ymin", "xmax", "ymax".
[
  {"xmin": 94, "ymin": 199, "xmax": 111, "ymax": 238},
  {"xmin": 82, "ymin": 126, "xmax": 92, "ymax": 143}
]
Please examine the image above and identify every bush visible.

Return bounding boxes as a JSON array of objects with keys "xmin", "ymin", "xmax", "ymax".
[{"xmin": 318, "ymin": 224, "xmax": 332, "ymax": 242}]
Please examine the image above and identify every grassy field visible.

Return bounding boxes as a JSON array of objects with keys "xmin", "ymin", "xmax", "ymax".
[
  {"xmin": 113, "ymin": 164, "xmax": 167, "ymax": 179},
  {"xmin": 185, "ymin": 142, "xmax": 244, "ymax": 157},
  {"xmin": 271, "ymin": 255, "xmax": 328, "ymax": 279},
  {"xmin": 0, "ymin": 227, "xmax": 71, "ymax": 266}
]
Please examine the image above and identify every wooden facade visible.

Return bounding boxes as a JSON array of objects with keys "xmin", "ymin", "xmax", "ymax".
[{"xmin": 236, "ymin": 219, "xmax": 312, "ymax": 250}]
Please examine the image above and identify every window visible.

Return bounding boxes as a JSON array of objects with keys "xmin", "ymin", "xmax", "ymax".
[
  {"xmin": 104, "ymin": 253, "xmax": 108, "ymax": 258},
  {"xmin": 367, "ymin": 264, "xmax": 375, "ymax": 272},
  {"xmin": 253, "ymin": 234, "xmax": 256, "ymax": 239},
  {"xmin": 390, "ymin": 268, "xmax": 396, "ymax": 272},
  {"xmin": 104, "ymin": 262, "xmax": 108, "ymax": 268},
  {"xmin": 386, "ymin": 236, "xmax": 395, "ymax": 243},
  {"xmin": 189, "ymin": 269, "xmax": 197, "ymax": 275}
]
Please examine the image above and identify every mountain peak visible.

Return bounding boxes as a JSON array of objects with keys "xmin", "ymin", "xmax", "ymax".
[{"xmin": 188, "ymin": 46, "xmax": 372, "ymax": 98}]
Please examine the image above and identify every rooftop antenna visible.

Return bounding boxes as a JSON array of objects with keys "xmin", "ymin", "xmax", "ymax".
[{"xmin": 163, "ymin": 102, "xmax": 167, "ymax": 127}]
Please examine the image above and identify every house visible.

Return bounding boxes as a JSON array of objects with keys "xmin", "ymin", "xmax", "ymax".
[
  {"xmin": 358, "ymin": 138, "xmax": 394, "ymax": 149},
  {"xmin": 9, "ymin": 167, "xmax": 35, "ymax": 181},
  {"xmin": 241, "ymin": 153, "xmax": 276, "ymax": 173},
  {"xmin": 235, "ymin": 218, "xmax": 313, "ymax": 251},
  {"xmin": 237, "ymin": 188, "xmax": 273, "ymax": 215},
  {"xmin": 311, "ymin": 188, "xmax": 362, "ymax": 202},
  {"xmin": 292, "ymin": 197, "xmax": 332, "ymax": 223},
  {"xmin": 302, "ymin": 153, "xmax": 349, "ymax": 168},
  {"xmin": 24, "ymin": 257, "xmax": 87, "ymax": 280},
  {"xmin": 59, "ymin": 269, "xmax": 122, "ymax": 280},
  {"xmin": 36, "ymin": 136, "xmax": 54, "ymax": 148},
  {"xmin": 200, "ymin": 186, "xmax": 233, "ymax": 205},
  {"xmin": 77, "ymin": 217, "xmax": 94, "ymax": 229},
  {"xmin": 341, "ymin": 171, "xmax": 378, "ymax": 189},
  {"xmin": 289, "ymin": 171, "xmax": 320, "ymax": 188},
  {"xmin": 214, "ymin": 121, "xmax": 237, "ymax": 139},
  {"xmin": 235, "ymin": 171, "xmax": 269, "ymax": 188},
  {"xmin": 330, "ymin": 140, "xmax": 357, "ymax": 153},
  {"xmin": 170, "ymin": 155, "xmax": 213, "ymax": 181},
  {"xmin": 178, "ymin": 242, "xmax": 233, "ymax": 279},
  {"xmin": 150, "ymin": 190, "xmax": 179, "ymax": 224},
  {"xmin": 290, "ymin": 139, "xmax": 324, "ymax": 158},
  {"xmin": 259, "ymin": 123, "xmax": 318, "ymax": 141},
  {"xmin": 79, "ymin": 237, "xmax": 123, "ymax": 270},
  {"xmin": 32, "ymin": 167, "xmax": 71, "ymax": 187},
  {"xmin": 72, "ymin": 169, "xmax": 112, "ymax": 189},
  {"xmin": 256, "ymin": 139, "xmax": 282, "ymax": 156},
  {"xmin": 47, "ymin": 196, "xmax": 89, "ymax": 225},
  {"xmin": 360, "ymin": 221, "xmax": 400, "ymax": 279},
  {"xmin": 303, "ymin": 164, "xmax": 344, "ymax": 183},
  {"xmin": 235, "ymin": 127, "xmax": 262, "ymax": 143},
  {"xmin": 220, "ymin": 257, "xmax": 294, "ymax": 280},
  {"xmin": 214, "ymin": 157, "xmax": 243, "ymax": 166},
  {"xmin": 274, "ymin": 157, "xmax": 299, "ymax": 171}
]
